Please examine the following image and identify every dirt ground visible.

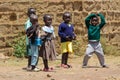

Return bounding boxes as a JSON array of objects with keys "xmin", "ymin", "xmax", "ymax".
[{"xmin": 0, "ymin": 55, "xmax": 120, "ymax": 80}]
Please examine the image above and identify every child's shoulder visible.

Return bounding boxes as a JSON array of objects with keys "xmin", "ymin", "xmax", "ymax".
[{"xmin": 25, "ymin": 19, "xmax": 30, "ymax": 24}]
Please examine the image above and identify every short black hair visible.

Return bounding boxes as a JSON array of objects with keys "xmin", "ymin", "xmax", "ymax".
[
  {"xmin": 43, "ymin": 14, "xmax": 52, "ymax": 21},
  {"xmin": 63, "ymin": 12, "xmax": 71, "ymax": 18},
  {"xmin": 30, "ymin": 14, "xmax": 38, "ymax": 23},
  {"xmin": 27, "ymin": 8, "xmax": 36, "ymax": 17},
  {"xmin": 91, "ymin": 16, "xmax": 99, "ymax": 21}
]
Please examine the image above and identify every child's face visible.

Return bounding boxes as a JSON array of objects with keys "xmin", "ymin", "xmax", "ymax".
[
  {"xmin": 63, "ymin": 16, "xmax": 71, "ymax": 23},
  {"xmin": 30, "ymin": 14, "xmax": 38, "ymax": 25},
  {"xmin": 91, "ymin": 17, "xmax": 99, "ymax": 26},
  {"xmin": 44, "ymin": 17, "xmax": 52, "ymax": 26},
  {"xmin": 31, "ymin": 18, "xmax": 38, "ymax": 25}
]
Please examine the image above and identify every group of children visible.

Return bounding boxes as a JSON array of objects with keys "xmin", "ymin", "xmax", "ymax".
[{"xmin": 24, "ymin": 8, "xmax": 108, "ymax": 72}]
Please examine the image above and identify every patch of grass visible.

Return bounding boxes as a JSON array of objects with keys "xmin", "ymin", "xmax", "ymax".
[
  {"xmin": 101, "ymin": 37, "xmax": 120, "ymax": 56},
  {"xmin": 72, "ymin": 35, "xmax": 120, "ymax": 56},
  {"xmin": 73, "ymin": 36, "xmax": 87, "ymax": 56}
]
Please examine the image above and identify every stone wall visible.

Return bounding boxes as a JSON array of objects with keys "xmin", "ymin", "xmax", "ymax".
[{"xmin": 0, "ymin": 0, "xmax": 120, "ymax": 55}]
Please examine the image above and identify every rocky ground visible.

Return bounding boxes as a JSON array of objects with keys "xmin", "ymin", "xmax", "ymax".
[{"xmin": 0, "ymin": 55, "xmax": 120, "ymax": 80}]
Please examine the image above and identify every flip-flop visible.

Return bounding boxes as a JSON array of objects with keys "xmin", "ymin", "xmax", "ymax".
[
  {"xmin": 67, "ymin": 64, "xmax": 72, "ymax": 68},
  {"xmin": 61, "ymin": 64, "xmax": 69, "ymax": 68},
  {"xmin": 43, "ymin": 67, "xmax": 54, "ymax": 72}
]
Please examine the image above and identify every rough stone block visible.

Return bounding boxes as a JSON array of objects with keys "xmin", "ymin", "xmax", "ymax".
[
  {"xmin": 83, "ymin": 1, "xmax": 101, "ymax": 11},
  {"xmin": 74, "ymin": 12, "xmax": 82, "ymax": 24},
  {"xmin": 47, "ymin": 2, "xmax": 64, "ymax": 12},
  {"xmin": 81, "ymin": 11, "xmax": 88, "ymax": 24},
  {"xmin": 73, "ymin": 1, "xmax": 83, "ymax": 11},
  {"xmin": 101, "ymin": 1, "xmax": 110, "ymax": 10},
  {"xmin": 56, "ymin": 13, "xmax": 63, "ymax": 24},
  {"xmin": 114, "ymin": 12, "xmax": 120, "ymax": 20},
  {"xmin": 0, "ymin": 24, "xmax": 11, "ymax": 35},
  {"xmin": 65, "ymin": 2, "xmax": 73, "ymax": 11},
  {"xmin": 107, "ymin": 11, "xmax": 114, "ymax": 21}
]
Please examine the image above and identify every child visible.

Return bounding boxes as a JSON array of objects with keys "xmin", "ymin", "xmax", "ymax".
[
  {"xmin": 39, "ymin": 14, "xmax": 57, "ymax": 72},
  {"xmin": 58, "ymin": 12, "xmax": 76, "ymax": 68},
  {"xmin": 26, "ymin": 14, "xmax": 40, "ymax": 71},
  {"xmin": 24, "ymin": 8, "xmax": 36, "ymax": 70},
  {"xmin": 82, "ymin": 13, "xmax": 108, "ymax": 68}
]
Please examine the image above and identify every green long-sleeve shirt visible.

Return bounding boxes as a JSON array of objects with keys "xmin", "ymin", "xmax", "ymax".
[{"xmin": 85, "ymin": 13, "xmax": 106, "ymax": 41}]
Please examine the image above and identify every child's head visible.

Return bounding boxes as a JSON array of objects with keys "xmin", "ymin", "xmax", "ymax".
[
  {"xmin": 43, "ymin": 14, "xmax": 52, "ymax": 27},
  {"xmin": 91, "ymin": 16, "xmax": 99, "ymax": 26},
  {"xmin": 30, "ymin": 14, "xmax": 38, "ymax": 25},
  {"xmin": 63, "ymin": 12, "xmax": 71, "ymax": 24},
  {"xmin": 27, "ymin": 8, "xmax": 36, "ymax": 17}
]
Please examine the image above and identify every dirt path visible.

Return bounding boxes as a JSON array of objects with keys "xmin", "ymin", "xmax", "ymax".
[{"xmin": 0, "ymin": 55, "xmax": 120, "ymax": 80}]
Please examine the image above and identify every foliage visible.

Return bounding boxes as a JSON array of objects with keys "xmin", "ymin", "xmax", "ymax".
[
  {"xmin": 11, "ymin": 35, "xmax": 26, "ymax": 58},
  {"xmin": 72, "ymin": 36, "xmax": 87, "ymax": 56},
  {"xmin": 101, "ymin": 37, "xmax": 120, "ymax": 56}
]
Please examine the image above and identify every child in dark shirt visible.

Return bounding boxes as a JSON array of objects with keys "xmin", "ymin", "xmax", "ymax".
[
  {"xmin": 24, "ymin": 8, "xmax": 36, "ymax": 70},
  {"xmin": 58, "ymin": 12, "xmax": 76, "ymax": 68},
  {"xmin": 26, "ymin": 14, "xmax": 40, "ymax": 71}
]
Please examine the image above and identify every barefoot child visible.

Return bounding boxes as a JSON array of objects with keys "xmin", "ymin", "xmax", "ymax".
[
  {"xmin": 58, "ymin": 12, "xmax": 76, "ymax": 68},
  {"xmin": 39, "ymin": 14, "xmax": 57, "ymax": 72},
  {"xmin": 82, "ymin": 13, "xmax": 108, "ymax": 68}
]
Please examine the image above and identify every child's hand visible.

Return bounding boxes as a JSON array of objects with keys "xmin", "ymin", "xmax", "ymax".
[
  {"xmin": 34, "ymin": 23, "xmax": 39, "ymax": 27},
  {"xmin": 66, "ymin": 36, "xmax": 71, "ymax": 41},
  {"xmin": 28, "ymin": 33, "xmax": 33, "ymax": 39},
  {"xmin": 72, "ymin": 35, "xmax": 76, "ymax": 40}
]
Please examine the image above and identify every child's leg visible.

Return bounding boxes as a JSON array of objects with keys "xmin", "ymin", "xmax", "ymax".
[
  {"xmin": 61, "ymin": 53, "xmax": 69, "ymax": 68},
  {"xmin": 95, "ymin": 52, "xmax": 105, "ymax": 66},
  {"xmin": 95, "ymin": 43, "xmax": 106, "ymax": 66},
  {"xmin": 82, "ymin": 44, "xmax": 94, "ymax": 66},
  {"xmin": 31, "ymin": 45, "xmax": 39, "ymax": 70},
  {"xmin": 26, "ymin": 44, "xmax": 30, "ymax": 67},
  {"xmin": 61, "ymin": 53, "xmax": 66, "ymax": 65},
  {"xmin": 43, "ymin": 59, "xmax": 49, "ymax": 69},
  {"xmin": 64, "ymin": 52, "xmax": 68, "ymax": 65},
  {"xmin": 28, "ymin": 56, "xmax": 31, "ymax": 67},
  {"xmin": 64, "ymin": 52, "xmax": 72, "ymax": 68}
]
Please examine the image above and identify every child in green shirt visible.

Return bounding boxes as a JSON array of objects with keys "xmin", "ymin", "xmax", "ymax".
[{"xmin": 82, "ymin": 13, "xmax": 108, "ymax": 68}]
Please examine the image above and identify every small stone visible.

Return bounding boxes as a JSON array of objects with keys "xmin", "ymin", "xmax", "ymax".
[
  {"xmin": 95, "ymin": 69, "xmax": 98, "ymax": 71},
  {"xmin": 47, "ymin": 74, "xmax": 52, "ymax": 77}
]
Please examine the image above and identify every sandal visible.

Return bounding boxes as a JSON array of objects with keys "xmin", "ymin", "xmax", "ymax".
[
  {"xmin": 43, "ymin": 67, "xmax": 54, "ymax": 72},
  {"xmin": 66, "ymin": 64, "xmax": 72, "ymax": 68},
  {"xmin": 61, "ymin": 64, "xmax": 69, "ymax": 68}
]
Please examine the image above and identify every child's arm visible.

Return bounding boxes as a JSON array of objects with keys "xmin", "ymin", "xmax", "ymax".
[
  {"xmin": 72, "ymin": 26, "xmax": 76, "ymax": 40},
  {"xmin": 85, "ymin": 14, "xmax": 96, "ymax": 28},
  {"xmin": 58, "ymin": 25, "xmax": 66, "ymax": 38},
  {"xmin": 97, "ymin": 13, "xmax": 106, "ymax": 29}
]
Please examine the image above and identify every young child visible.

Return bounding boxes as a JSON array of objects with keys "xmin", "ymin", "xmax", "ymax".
[
  {"xmin": 24, "ymin": 8, "xmax": 36, "ymax": 70},
  {"xmin": 26, "ymin": 14, "xmax": 40, "ymax": 71},
  {"xmin": 82, "ymin": 13, "xmax": 108, "ymax": 68},
  {"xmin": 58, "ymin": 12, "xmax": 76, "ymax": 68},
  {"xmin": 39, "ymin": 14, "xmax": 57, "ymax": 72}
]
